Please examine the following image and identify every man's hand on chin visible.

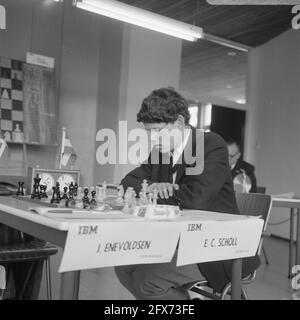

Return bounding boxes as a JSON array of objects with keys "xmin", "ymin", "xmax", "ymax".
[{"xmin": 147, "ymin": 183, "xmax": 179, "ymax": 199}]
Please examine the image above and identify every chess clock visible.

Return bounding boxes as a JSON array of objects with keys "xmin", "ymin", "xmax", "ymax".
[{"xmin": 27, "ymin": 167, "xmax": 80, "ymax": 194}]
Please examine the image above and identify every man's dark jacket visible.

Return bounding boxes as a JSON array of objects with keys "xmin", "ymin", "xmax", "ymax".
[
  {"xmin": 121, "ymin": 128, "xmax": 260, "ymax": 293},
  {"xmin": 231, "ymin": 158, "xmax": 257, "ymax": 193}
]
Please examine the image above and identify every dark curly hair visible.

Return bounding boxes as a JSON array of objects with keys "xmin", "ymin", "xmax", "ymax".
[{"xmin": 137, "ymin": 88, "xmax": 190, "ymax": 125}]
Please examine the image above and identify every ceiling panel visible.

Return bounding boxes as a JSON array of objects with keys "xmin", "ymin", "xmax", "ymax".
[{"xmin": 118, "ymin": 0, "xmax": 293, "ymax": 102}]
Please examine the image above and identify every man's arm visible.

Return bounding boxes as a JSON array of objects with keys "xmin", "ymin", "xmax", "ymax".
[
  {"xmin": 158, "ymin": 133, "xmax": 231, "ymax": 210},
  {"xmin": 121, "ymin": 161, "xmax": 153, "ymax": 195},
  {"xmin": 248, "ymin": 165, "xmax": 257, "ymax": 193}
]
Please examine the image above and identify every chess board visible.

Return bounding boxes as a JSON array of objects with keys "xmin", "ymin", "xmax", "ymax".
[{"xmin": 0, "ymin": 57, "xmax": 24, "ymax": 137}]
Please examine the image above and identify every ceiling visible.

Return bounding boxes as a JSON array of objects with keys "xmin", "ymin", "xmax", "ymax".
[{"xmin": 118, "ymin": 0, "xmax": 293, "ymax": 103}]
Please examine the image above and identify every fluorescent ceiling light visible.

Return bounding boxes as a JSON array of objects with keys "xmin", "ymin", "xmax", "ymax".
[{"xmin": 73, "ymin": 0, "xmax": 203, "ymax": 42}]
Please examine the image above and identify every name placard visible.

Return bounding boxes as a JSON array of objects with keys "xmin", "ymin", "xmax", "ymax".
[
  {"xmin": 177, "ymin": 216, "xmax": 264, "ymax": 266},
  {"xmin": 59, "ymin": 221, "xmax": 181, "ymax": 273}
]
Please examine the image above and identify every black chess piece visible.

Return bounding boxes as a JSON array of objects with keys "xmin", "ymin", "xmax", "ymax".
[
  {"xmin": 50, "ymin": 186, "xmax": 60, "ymax": 204},
  {"xmin": 82, "ymin": 187, "xmax": 90, "ymax": 209},
  {"xmin": 41, "ymin": 185, "xmax": 48, "ymax": 198},
  {"xmin": 62, "ymin": 186, "xmax": 68, "ymax": 200},
  {"xmin": 69, "ymin": 182, "xmax": 75, "ymax": 197},
  {"xmin": 16, "ymin": 181, "xmax": 25, "ymax": 196},
  {"xmin": 31, "ymin": 175, "xmax": 41, "ymax": 199},
  {"xmin": 74, "ymin": 183, "xmax": 78, "ymax": 197},
  {"xmin": 90, "ymin": 190, "xmax": 97, "ymax": 209},
  {"xmin": 65, "ymin": 186, "xmax": 76, "ymax": 208},
  {"xmin": 55, "ymin": 182, "xmax": 61, "ymax": 201}
]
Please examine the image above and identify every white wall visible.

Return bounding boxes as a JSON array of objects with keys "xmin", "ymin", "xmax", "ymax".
[
  {"xmin": 112, "ymin": 25, "xmax": 182, "ymax": 183},
  {"xmin": 247, "ymin": 29, "xmax": 300, "ymax": 239}
]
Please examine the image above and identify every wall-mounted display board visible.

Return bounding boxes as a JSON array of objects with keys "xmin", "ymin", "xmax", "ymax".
[{"xmin": 0, "ymin": 56, "xmax": 57, "ymax": 145}]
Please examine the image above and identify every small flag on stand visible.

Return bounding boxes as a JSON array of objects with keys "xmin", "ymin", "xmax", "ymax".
[
  {"xmin": 59, "ymin": 127, "xmax": 77, "ymax": 169},
  {"xmin": 0, "ymin": 138, "xmax": 10, "ymax": 165}
]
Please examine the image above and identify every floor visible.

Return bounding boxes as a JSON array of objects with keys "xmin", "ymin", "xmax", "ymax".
[{"xmin": 38, "ymin": 237, "xmax": 300, "ymax": 300}]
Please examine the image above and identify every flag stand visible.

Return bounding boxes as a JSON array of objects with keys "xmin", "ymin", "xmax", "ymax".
[{"xmin": 59, "ymin": 127, "xmax": 66, "ymax": 170}]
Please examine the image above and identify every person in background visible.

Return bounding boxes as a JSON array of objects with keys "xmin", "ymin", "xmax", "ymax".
[{"xmin": 226, "ymin": 139, "xmax": 257, "ymax": 193}]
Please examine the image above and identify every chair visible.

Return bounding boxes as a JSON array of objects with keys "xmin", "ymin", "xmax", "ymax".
[
  {"xmin": 253, "ymin": 186, "xmax": 269, "ymax": 264},
  {"xmin": 0, "ymin": 240, "xmax": 58, "ymax": 300},
  {"xmin": 187, "ymin": 193, "xmax": 272, "ymax": 300}
]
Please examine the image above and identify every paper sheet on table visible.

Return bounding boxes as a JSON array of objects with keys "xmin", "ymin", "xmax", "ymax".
[
  {"xmin": 272, "ymin": 192, "xmax": 295, "ymax": 199},
  {"xmin": 29, "ymin": 207, "xmax": 132, "ymax": 220}
]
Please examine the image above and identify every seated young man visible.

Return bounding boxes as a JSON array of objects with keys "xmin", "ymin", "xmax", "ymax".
[{"xmin": 115, "ymin": 88, "xmax": 260, "ymax": 299}]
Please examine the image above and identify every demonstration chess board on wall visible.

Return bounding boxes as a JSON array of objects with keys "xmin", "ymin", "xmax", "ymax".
[
  {"xmin": 0, "ymin": 57, "xmax": 24, "ymax": 138},
  {"xmin": 0, "ymin": 56, "xmax": 56, "ymax": 144}
]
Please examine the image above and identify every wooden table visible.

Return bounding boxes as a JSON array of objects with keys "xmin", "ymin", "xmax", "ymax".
[
  {"xmin": 272, "ymin": 197, "xmax": 300, "ymax": 278},
  {"xmin": 0, "ymin": 196, "xmax": 254, "ymax": 300}
]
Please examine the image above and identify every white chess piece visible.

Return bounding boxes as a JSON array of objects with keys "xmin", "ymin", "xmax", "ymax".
[
  {"xmin": 127, "ymin": 187, "xmax": 134, "ymax": 205},
  {"xmin": 96, "ymin": 186, "xmax": 104, "ymax": 203},
  {"xmin": 116, "ymin": 185, "xmax": 124, "ymax": 205},
  {"xmin": 148, "ymin": 193, "xmax": 153, "ymax": 205},
  {"xmin": 122, "ymin": 192, "xmax": 131, "ymax": 214},
  {"xmin": 142, "ymin": 179, "xmax": 148, "ymax": 193},
  {"xmin": 102, "ymin": 181, "xmax": 107, "ymax": 199},
  {"xmin": 153, "ymin": 188, "xmax": 158, "ymax": 206},
  {"xmin": 131, "ymin": 192, "xmax": 137, "ymax": 209}
]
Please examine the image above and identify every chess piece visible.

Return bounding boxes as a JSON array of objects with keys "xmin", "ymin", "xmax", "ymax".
[
  {"xmin": 50, "ymin": 186, "xmax": 60, "ymax": 204},
  {"xmin": 62, "ymin": 186, "xmax": 68, "ymax": 200},
  {"xmin": 74, "ymin": 186, "xmax": 83, "ymax": 208},
  {"xmin": 82, "ymin": 187, "xmax": 90, "ymax": 209},
  {"xmin": 139, "ymin": 191, "xmax": 148, "ymax": 206},
  {"xmin": 66, "ymin": 187, "xmax": 76, "ymax": 207},
  {"xmin": 131, "ymin": 191, "xmax": 137, "ymax": 209},
  {"xmin": 153, "ymin": 188, "xmax": 158, "ymax": 206},
  {"xmin": 90, "ymin": 190, "xmax": 97, "ymax": 209},
  {"xmin": 147, "ymin": 193, "xmax": 153, "ymax": 205},
  {"xmin": 31, "ymin": 174, "xmax": 41, "ymax": 199},
  {"xmin": 16, "ymin": 182, "xmax": 25, "ymax": 196},
  {"xmin": 69, "ymin": 182, "xmax": 75, "ymax": 195},
  {"xmin": 141, "ymin": 179, "xmax": 148, "ymax": 203},
  {"xmin": 96, "ymin": 186, "xmax": 104, "ymax": 203},
  {"xmin": 116, "ymin": 185, "xmax": 124, "ymax": 205},
  {"xmin": 122, "ymin": 195, "xmax": 131, "ymax": 214},
  {"xmin": 74, "ymin": 183, "xmax": 78, "ymax": 197},
  {"xmin": 102, "ymin": 181, "xmax": 107, "ymax": 199},
  {"xmin": 126, "ymin": 187, "xmax": 134, "ymax": 206},
  {"xmin": 56, "ymin": 182, "xmax": 61, "ymax": 200},
  {"xmin": 41, "ymin": 185, "xmax": 48, "ymax": 199},
  {"xmin": 142, "ymin": 179, "xmax": 148, "ymax": 194}
]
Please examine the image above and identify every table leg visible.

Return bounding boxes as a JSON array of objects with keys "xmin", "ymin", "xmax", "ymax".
[
  {"xmin": 60, "ymin": 271, "xmax": 81, "ymax": 300},
  {"xmin": 289, "ymin": 209, "xmax": 295, "ymax": 278},
  {"xmin": 296, "ymin": 208, "xmax": 300, "ymax": 267},
  {"xmin": 231, "ymin": 258, "xmax": 242, "ymax": 300}
]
